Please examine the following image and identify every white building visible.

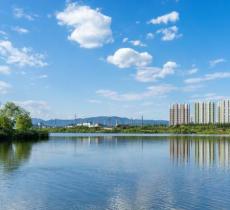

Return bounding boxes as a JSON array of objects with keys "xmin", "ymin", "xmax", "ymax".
[
  {"xmin": 194, "ymin": 102, "xmax": 216, "ymax": 124},
  {"xmin": 76, "ymin": 122, "xmax": 100, "ymax": 128},
  {"xmin": 218, "ymin": 100, "xmax": 230, "ymax": 124},
  {"xmin": 170, "ymin": 104, "xmax": 190, "ymax": 126}
]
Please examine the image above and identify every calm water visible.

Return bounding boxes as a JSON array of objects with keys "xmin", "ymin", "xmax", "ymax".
[{"xmin": 1, "ymin": 134, "xmax": 230, "ymax": 210}]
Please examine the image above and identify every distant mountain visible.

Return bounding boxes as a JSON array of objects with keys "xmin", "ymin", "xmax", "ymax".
[{"xmin": 32, "ymin": 116, "xmax": 168, "ymax": 127}]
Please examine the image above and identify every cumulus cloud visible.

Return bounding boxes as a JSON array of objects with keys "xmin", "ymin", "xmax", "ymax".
[
  {"xmin": 209, "ymin": 58, "xmax": 226, "ymax": 67},
  {"xmin": 107, "ymin": 48, "xmax": 152, "ymax": 68},
  {"xmin": 12, "ymin": 26, "xmax": 29, "ymax": 34},
  {"xmin": 0, "ymin": 40, "xmax": 47, "ymax": 67},
  {"xmin": 149, "ymin": 11, "xmax": 179, "ymax": 25},
  {"xmin": 13, "ymin": 7, "xmax": 37, "ymax": 21},
  {"xmin": 123, "ymin": 38, "xmax": 146, "ymax": 47},
  {"xmin": 136, "ymin": 61, "xmax": 178, "ymax": 82},
  {"xmin": 157, "ymin": 26, "xmax": 182, "ymax": 41},
  {"xmin": 130, "ymin": 40, "xmax": 146, "ymax": 47},
  {"xmin": 146, "ymin": 33, "xmax": 155, "ymax": 39},
  {"xmin": 185, "ymin": 72, "xmax": 230, "ymax": 84},
  {"xmin": 96, "ymin": 84, "xmax": 176, "ymax": 101},
  {"xmin": 0, "ymin": 66, "xmax": 11, "ymax": 75},
  {"xmin": 15, "ymin": 100, "xmax": 50, "ymax": 119},
  {"xmin": 56, "ymin": 3, "xmax": 113, "ymax": 49},
  {"xmin": 0, "ymin": 81, "xmax": 11, "ymax": 94}
]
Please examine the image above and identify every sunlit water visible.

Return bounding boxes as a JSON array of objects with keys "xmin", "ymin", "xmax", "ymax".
[{"xmin": 1, "ymin": 134, "xmax": 230, "ymax": 210}]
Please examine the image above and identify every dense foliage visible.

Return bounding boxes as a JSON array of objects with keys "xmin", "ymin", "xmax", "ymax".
[
  {"xmin": 44, "ymin": 123, "xmax": 230, "ymax": 134},
  {"xmin": 0, "ymin": 102, "xmax": 48, "ymax": 141}
]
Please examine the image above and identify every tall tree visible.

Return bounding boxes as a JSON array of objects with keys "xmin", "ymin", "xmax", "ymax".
[{"xmin": 15, "ymin": 114, "xmax": 32, "ymax": 131}]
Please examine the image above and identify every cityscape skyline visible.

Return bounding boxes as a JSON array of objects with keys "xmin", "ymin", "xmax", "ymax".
[
  {"xmin": 170, "ymin": 99, "xmax": 230, "ymax": 125},
  {"xmin": 0, "ymin": 0, "xmax": 230, "ymax": 120}
]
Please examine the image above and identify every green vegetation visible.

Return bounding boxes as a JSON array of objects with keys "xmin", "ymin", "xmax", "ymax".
[
  {"xmin": 44, "ymin": 123, "xmax": 230, "ymax": 134},
  {"xmin": 0, "ymin": 102, "xmax": 48, "ymax": 141}
]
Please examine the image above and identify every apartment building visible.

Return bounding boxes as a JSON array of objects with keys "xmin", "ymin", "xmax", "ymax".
[
  {"xmin": 194, "ymin": 102, "xmax": 216, "ymax": 124},
  {"xmin": 170, "ymin": 104, "xmax": 190, "ymax": 126},
  {"xmin": 218, "ymin": 100, "xmax": 230, "ymax": 124}
]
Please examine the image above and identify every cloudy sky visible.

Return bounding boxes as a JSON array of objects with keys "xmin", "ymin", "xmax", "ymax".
[{"xmin": 0, "ymin": 0, "xmax": 230, "ymax": 120}]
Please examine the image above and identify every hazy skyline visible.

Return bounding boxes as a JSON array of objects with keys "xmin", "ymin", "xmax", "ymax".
[{"xmin": 0, "ymin": 0, "xmax": 230, "ymax": 120}]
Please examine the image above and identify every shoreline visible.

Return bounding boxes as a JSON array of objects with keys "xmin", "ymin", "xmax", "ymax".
[
  {"xmin": 49, "ymin": 132, "xmax": 230, "ymax": 137},
  {"xmin": 0, "ymin": 130, "xmax": 49, "ymax": 142}
]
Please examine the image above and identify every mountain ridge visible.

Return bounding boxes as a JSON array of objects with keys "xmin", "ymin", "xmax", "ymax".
[{"xmin": 32, "ymin": 116, "xmax": 168, "ymax": 127}]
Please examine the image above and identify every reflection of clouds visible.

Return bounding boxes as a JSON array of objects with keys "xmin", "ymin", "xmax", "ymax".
[
  {"xmin": 133, "ymin": 175, "xmax": 175, "ymax": 209},
  {"xmin": 108, "ymin": 187, "xmax": 132, "ymax": 209},
  {"xmin": 1, "ymin": 136, "xmax": 230, "ymax": 209},
  {"xmin": 170, "ymin": 137, "xmax": 230, "ymax": 168}
]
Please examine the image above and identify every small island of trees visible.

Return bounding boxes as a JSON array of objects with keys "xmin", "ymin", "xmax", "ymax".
[{"xmin": 0, "ymin": 102, "xmax": 48, "ymax": 141}]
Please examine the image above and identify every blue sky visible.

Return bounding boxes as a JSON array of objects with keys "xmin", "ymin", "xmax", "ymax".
[{"xmin": 0, "ymin": 0, "xmax": 230, "ymax": 120}]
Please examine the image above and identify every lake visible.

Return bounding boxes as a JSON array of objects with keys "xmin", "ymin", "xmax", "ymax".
[{"xmin": 1, "ymin": 134, "xmax": 230, "ymax": 210}]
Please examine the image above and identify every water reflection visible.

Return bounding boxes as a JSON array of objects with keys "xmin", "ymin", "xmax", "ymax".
[
  {"xmin": 170, "ymin": 137, "xmax": 230, "ymax": 168},
  {"xmin": 0, "ymin": 141, "xmax": 40, "ymax": 172}
]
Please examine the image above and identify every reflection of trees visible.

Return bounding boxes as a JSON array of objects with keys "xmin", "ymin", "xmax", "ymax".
[
  {"xmin": 170, "ymin": 137, "xmax": 230, "ymax": 168},
  {"xmin": 0, "ymin": 141, "xmax": 33, "ymax": 172}
]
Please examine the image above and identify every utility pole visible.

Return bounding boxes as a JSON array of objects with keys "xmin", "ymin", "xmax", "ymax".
[
  {"xmin": 74, "ymin": 114, "xmax": 77, "ymax": 126},
  {"xmin": 141, "ymin": 115, "xmax": 144, "ymax": 128}
]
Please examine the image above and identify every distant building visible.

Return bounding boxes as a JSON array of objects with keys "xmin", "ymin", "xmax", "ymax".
[
  {"xmin": 170, "ymin": 104, "xmax": 190, "ymax": 126},
  {"xmin": 194, "ymin": 102, "xmax": 216, "ymax": 124},
  {"xmin": 76, "ymin": 122, "xmax": 100, "ymax": 128},
  {"xmin": 218, "ymin": 100, "xmax": 230, "ymax": 124}
]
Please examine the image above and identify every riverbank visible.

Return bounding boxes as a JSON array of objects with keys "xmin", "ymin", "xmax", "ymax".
[
  {"xmin": 0, "ymin": 129, "xmax": 49, "ymax": 142},
  {"xmin": 43, "ymin": 124, "xmax": 230, "ymax": 135}
]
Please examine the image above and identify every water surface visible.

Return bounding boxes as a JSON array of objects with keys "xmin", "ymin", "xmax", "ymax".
[{"xmin": 0, "ymin": 134, "xmax": 230, "ymax": 210}]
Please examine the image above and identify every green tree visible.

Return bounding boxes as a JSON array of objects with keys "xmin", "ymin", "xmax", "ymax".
[
  {"xmin": 15, "ymin": 114, "xmax": 32, "ymax": 131},
  {"xmin": 0, "ymin": 102, "xmax": 29, "ymax": 124},
  {"xmin": 0, "ymin": 115, "xmax": 13, "ymax": 130}
]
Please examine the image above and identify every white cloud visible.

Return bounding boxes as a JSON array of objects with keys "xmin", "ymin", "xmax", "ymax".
[
  {"xmin": 122, "ymin": 37, "xmax": 128, "ymax": 43},
  {"xmin": 190, "ymin": 93, "xmax": 228, "ymax": 102},
  {"xmin": 56, "ymin": 3, "xmax": 113, "ymax": 49},
  {"xmin": 209, "ymin": 58, "xmax": 226, "ymax": 67},
  {"xmin": 187, "ymin": 67, "xmax": 198, "ymax": 75},
  {"xmin": 12, "ymin": 26, "xmax": 29, "ymax": 34},
  {"xmin": 136, "ymin": 61, "xmax": 178, "ymax": 82},
  {"xmin": 183, "ymin": 84, "xmax": 204, "ymax": 92},
  {"xmin": 107, "ymin": 48, "xmax": 152, "ymax": 68},
  {"xmin": 157, "ymin": 26, "xmax": 182, "ymax": 41},
  {"xmin": 146, "ymin": 32, "xmax": 155, "ymax": 39},
  {"xmin": 149, "ymin": 11, "xmax": 179, "ymax": 25},
  {"xmin": 0, "ymin": 81, "xmax": 11, "ymax": 94},
  {"xmin": 0, "ymin": 30, "xmax": 7, "ymax": 36},
  {"xmin": 15, "ymin": 100, "xmax": 50, "ymax": 119},
  {"xmin": 96, "ymin": 84, "xmax": 176, "ymax": 101},
  {"xmin": 185, "ymin": 72, "xmax": 230, "ymax": 84},
  {"xmin": 129, "ymin": 40, "xmax": 146, "ymax": 47},
  {"xmin": 88, "ymin": 99, "xmax": 102, "ymax": 104},
  {"xmin": 13, "ymin": 7, "xmax": 37, "ymax": 21},
  {"xmin": 0, "ymin": 66, "xmax": 11, "ymax": 75},
  {"xmin": 0, "ymin": 40, "xmax": 47, "ymax": 67},
  {"xmin": 123, "ymin": 38, "xmax": 146, "ymax": 47},
  {"xmin": 38, "ymin": 74, "xmax": 48, "ymax": 79}
]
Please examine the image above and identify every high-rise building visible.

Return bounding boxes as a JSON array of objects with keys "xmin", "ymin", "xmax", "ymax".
[
  {"xmin": 218, "ymin": 100, "xmax": 230, "ymax": 124},
  {"xmin": 194, "ymin": 102, "xmax": 216, "ymax": 124},
  {"xmin": 170, "ymin": 104, "xmax": 190, "ymax": 126}
]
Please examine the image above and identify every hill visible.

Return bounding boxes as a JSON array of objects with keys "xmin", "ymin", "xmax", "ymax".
[{"xmin": 32, "ymin": 116, "xmax": 168, "ymax": 127}]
